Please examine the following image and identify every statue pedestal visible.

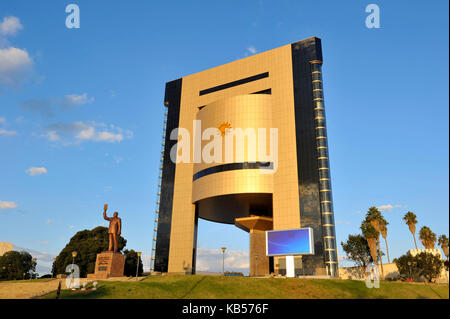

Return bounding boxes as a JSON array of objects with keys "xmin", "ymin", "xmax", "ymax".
[{"xmin": 87, "ymin": 251, "xmax": 125, "ymax": 279}]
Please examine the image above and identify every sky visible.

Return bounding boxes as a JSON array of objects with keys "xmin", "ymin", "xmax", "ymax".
[{"xmin": 0, "ymin": 1, "xmax": 448, "ymax": 276}]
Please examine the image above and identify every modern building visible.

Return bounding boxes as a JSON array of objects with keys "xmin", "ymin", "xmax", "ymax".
[
  {"xmin": 152, "ymin": 36, "xmax": 338, "ymax": 277},
  {"xmin": 0, "ymin": 242, "xmax": 13, "ymax": 257}
]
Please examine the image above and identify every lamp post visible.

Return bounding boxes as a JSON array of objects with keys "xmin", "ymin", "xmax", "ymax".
[
  {"xmin": 52, "ymin": 258, "xmax": 56, "ymax": 278},
  {"xmin": 71, "ymin": 251, "xmax": 77, "ymax": 270},
  {"xmin": 136, "ymin": 252, "xmax": 141, "ymax": 281},
  {"xmin": 221, "ymin": 247, "xmax": 226, "ymax": 275}
]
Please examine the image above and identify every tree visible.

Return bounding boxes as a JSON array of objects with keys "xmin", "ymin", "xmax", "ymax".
[
  {"xmin": 365, "ymin": 207, "xmax": 384, "ymax": 277},
  {"xmin": 123, "ymin": 249, "xmax": 143, "ymax": 277},
  {"xmin": 379, "ymin": 217, "xmax": 390, "ymax": 263},
  {"xmin": 394, "ymin": 252, "xmax": 443, "ymax": 283},
  {"xmin": 438, "ymin": 235, "xmax": 449, "ymax": 260},
  {"xmin": 52, "ymin": 226, "xmax": 127, "ymax": 277},
  {"xmin": 403, "ymin": 211, "xmax": 418, "ymax": 249},
  {"xmin": 360, "ymin": 220, "xmax": 379, "ymax": 269},
  {"xmin": 0, "ymin": 251, "xmax": 36, "ymax": 281},
  {"xmin": 419, "ymin": 226, "xmax": 437, "ymax": 249},
  {"xmin": 341, "ymin": 234, "xmax": 373, "ymax": 275},
  {"xmin": 394, "ymin": 253, "xmax": 420, "ymax": 281},
  {"xmin": 415, "ymin": 252, "xmax": 443, "ymax": 283}
]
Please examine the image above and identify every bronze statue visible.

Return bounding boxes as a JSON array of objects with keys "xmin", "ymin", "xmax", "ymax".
[{"xmin": 103, "ymin": 204, "xmax": 122, "ymax": 252}]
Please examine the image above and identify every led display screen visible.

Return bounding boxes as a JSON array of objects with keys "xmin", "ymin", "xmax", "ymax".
[{"xmin": 266, "ymin": 228, "xmax": 314, "ymax": 256}]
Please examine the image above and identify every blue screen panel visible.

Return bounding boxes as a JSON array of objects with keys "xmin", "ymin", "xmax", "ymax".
[{"xmin": 266, "ymin": 228, "xmax": 314, "ymax": 256}]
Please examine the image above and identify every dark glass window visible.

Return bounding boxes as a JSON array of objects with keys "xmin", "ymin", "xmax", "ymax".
[
  {"xmin": 311, "ymin": 63, "xmax": 322, "ymax": 72},
  {"xmin": 199, "ymin": 72, "xmax": 269, "ymax": 96},
  {"xmin": 322, "ymin": 226, "xmax": 336, "ymax": 237},
  {"xmin": 251, "ymin": 88, "xmax": 271, "ymax": 94},
  {"xmin": 193, "ymin": 162, "xmax": 273, "ymax": 181},
  {"xmin": 313, "ymin": 91, "xmax": 323, "ymax": 99},
  {"xmin": 312, "ymin": 73, "xmax": 322, "ymax": 81},
  {"xmin": 312, "ymin": 82, "xmax": 322, "ymax": 90}
]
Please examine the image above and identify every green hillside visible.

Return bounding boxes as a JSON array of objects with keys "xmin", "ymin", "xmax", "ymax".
[{"xmin": 40, "ymin": 275, "xmax": 449, "ymax": 299}]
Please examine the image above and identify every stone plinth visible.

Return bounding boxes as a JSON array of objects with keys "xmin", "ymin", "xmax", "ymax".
[{"xmin": 87, "ymin": 251, "xmax": 125, "ymax": 279}]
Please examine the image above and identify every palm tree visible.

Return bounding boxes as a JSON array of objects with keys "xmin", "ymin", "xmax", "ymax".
[
  {"xmin": 419, "ymin": 226, "xmax": 437, "ymax": 249},
  {"xmin": 403, "ymin": 211, "xmax": 418, "ymax": 249},
  {"xmin": 361, "ymin": 220, "xmax": 379, "ymax": 268},
  {"xmin": 379, "ymin": 217, "xmax": 390, "ymax": 263},
  {"xmin": 438, "ymin": 235, "xmax": 449, "ymax": 260},
  {"xmin": 365, "ymin": 207, "xmax": 384, "ymax": 277}
]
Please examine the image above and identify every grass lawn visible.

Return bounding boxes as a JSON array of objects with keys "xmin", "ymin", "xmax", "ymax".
[{"xmin": 40, "ymin": 275, "xmax": 449, "ymax": 299}]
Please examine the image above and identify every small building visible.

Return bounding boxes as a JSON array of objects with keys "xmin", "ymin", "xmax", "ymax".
[
  {"xmin": 407, "ymin": 248, "xmax": 443, "ymax": 259},
  {"xmin": 0, "ymin": 242, "xmax": 13, "ymax": 257}
]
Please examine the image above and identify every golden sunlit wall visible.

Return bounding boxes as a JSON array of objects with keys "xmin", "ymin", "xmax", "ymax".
[{"xmin": 154, "ymin": 37, "xmax": 338, "ymax": 277}]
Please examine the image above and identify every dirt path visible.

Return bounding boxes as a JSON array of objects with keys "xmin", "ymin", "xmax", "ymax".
[
  {"xmin": 0, "ymin": 277, "xmax": 147, "ymax": 299},
  {"xmin": 0, "ymin": 279, "xmax": 61, "ymax": 299}
]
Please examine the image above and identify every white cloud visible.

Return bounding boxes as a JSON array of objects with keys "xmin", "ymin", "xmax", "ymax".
[
  {"xmin": 25, "ymin": 166, "xmax": 48, "ymax": 176},
  {"xmin": 377, "ymin": 204, "xmax": 403, "ymax": 212},
  {"xmin": 336, "ymin": 220, "xmax": 351, "ymax": 225},
  {"xmin": 12, "ymin": 245, "xmax": 56, "ymax": 275},
  {"xmin": 42, "ymin": 121, "xmax": 131, "ymax": 144},
  {"xmin": 141, "ymin": 254, "xmax": 151, "ymax": 272},
  {"xmin": 46, "ymin": 219, "xmax": 52, "ymax": 225},
  {"xmin": 0, "ymin": 46, "xmax": 33, "ymax": 87},
  {"xmin": 61, "ymin": 93, "xmax": 94, "ymax": 110},
  {"xmin": 43, "ymin": 131, "xmax": 60, "ymax": 141},
  {"xmin": 196, "ymin": 248, "xmax": 249, "ymax": 274},
  {"xmin": 0, "ymin": 128, "xmax": 17, "ymax": 136},
  {"xmin": 0, "ymin": 16, "xmax": 23, "ymax": 36},
  {"xmin": 247, "ymin": 46, "xmax": 257, "ymax": 54},
  {"xmin": 0, "ymin": 116, "xmax": 5, "ymax": 123},
  {"xmin": 21, "ymin": 93, "xmax": 94, "ymax": 117},
  {"xmin": 0, "ymin": 200, "xmax": 17, "ymax": 209}
]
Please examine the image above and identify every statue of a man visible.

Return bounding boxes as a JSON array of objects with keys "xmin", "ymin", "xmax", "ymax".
[{"xmin": 103, "ymin": 204, "xmax": 122, "ymax": 252}]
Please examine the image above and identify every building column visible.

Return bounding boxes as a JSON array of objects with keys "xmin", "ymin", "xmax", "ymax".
[{"xmin": 235, "ymin": 216, "xmax": 273, "ymax": 277}]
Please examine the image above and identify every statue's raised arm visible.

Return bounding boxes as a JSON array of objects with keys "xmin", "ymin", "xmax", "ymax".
[{"xmin": 103, "ymin": 204, "xmax": 112, "ymax": 221}]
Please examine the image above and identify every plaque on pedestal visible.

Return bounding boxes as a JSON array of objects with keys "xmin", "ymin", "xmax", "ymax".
[{"xmin": 87, "ymin": 251, "xmax": 125, "ymax": 279}]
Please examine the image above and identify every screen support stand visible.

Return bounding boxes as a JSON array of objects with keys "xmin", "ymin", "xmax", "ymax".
[{"xmin": 286, "ymin": 255, "xmax": 295, "ymax": 278}]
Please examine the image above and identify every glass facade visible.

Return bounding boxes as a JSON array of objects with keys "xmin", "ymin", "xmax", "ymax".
[
  {"xmin": 153, "ymin": 78, "xmax": 182, "ymax": 273},
  {"xmin": 310, "ymin": 60, "xmax": 338, "ymax": 276},
  {"xmin": 291, "ymin": 37, "xmax": 338, "ymax": 277}
]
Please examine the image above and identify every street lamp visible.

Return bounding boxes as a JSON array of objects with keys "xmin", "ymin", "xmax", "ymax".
[
  {"xmin": 71, "ymin": 251, "xmax": 77, "ymax": 273},
  {"xmin": 136, "ymin": 252, "xmax": 142, "ymax": 281},
  {"xmin": 221, "ymin": 247, "xmax": 226, "ymax": 275}
]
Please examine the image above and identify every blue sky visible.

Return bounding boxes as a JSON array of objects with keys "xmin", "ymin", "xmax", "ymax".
[{"xmin": 0, "ymin": 1, "xmax": 448, "ymax": 275}]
